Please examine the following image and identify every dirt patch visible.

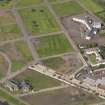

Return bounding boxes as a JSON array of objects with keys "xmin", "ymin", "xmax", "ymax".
[{"xmin": 21, "ymin": 86, "xmax": 102, "ymax": 105}]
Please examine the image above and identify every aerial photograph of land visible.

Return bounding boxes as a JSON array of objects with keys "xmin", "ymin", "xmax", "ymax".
[{"xmin": 0, "ymin": 0, "xmax": 105, "ymax": 105}]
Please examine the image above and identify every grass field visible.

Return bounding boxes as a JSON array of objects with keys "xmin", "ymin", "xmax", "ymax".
[
  {"xmin": 34, "ymin": 34, "xmax": 73, "ymax": 57},
  {"xmin": 0, "ymin": 88, "xmax": 27, "ymax": 105},
  {"xmin": 42, "ymin": 57, "xmax": 65, "ymax": 70},
  {"xmin": 0, "ymin": 11, "xmax": 15, "ymax": 25},
  {"xmin": 0, "ymin": 24, "xmax": 21, "ymax": 42},
  {"xmin": 0, "ymin": 0, "xmax": 14, "ymax": 9},
  {"xmin": 0, "ymin": 41, "xmax": 33, "ymax": 72},
  {"xmin": 79, "ymin": 0, "xmax": 104, "ymax": 13},
  {"xmin": 52, "ymin": 1, "xmax": 84, "ymax": 16},
  {"xmin": 19, "ymin": 6, "xmax": 59, "ymax": 35},
  {"xmin": 16, "ymin": 0, "xmax": 43, "ymax": 8},
  {"xmin": 0, "ymin": 54, "xmax": 9, "ymax": 79},
  {"xmin": 14, "ymin": 70, "xmax": 61, "ymax": 91}
]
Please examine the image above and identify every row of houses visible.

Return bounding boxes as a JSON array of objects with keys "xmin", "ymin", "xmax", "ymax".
[{"xmin": 72, "ymin": 16, "xmax": 103, "ymax": 40}]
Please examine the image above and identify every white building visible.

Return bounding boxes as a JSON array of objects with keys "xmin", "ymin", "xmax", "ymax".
[{"xmin": 72, "ymin": 17, "xmax": 102, "ymax": 40}]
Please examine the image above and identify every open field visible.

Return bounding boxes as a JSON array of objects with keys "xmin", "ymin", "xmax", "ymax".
[
  {"xmin": 0, "ymin": 11, "xmax": 21, "ymax": 42},
  {"xmin": 79, "ymin": 0, "xmax": 104, "ymax": 13},
  {"xmin": 0, "ymin": 41, "xmax": 33, "ymax": 72},
  {"xmin": 22, "ymin": 86, "xmax": 103, "ymax": 105},
  {"xmin": 14, "ymin": 69, "xmax": 61, "ymax": 91},
  {"xmin": 0, "ymin": 11, "xmax": 15, "ymax": 25},
  {"xmin": 19, "ymin": 6, "xmax": 59, "ymax": 35},
  {"xmin": 42, "ymin": 57, "xmax": 65, "ymax": 70},
  {"xmin": 42, "ymin": 54, "xmax": 83, "ymax": 75},
  {"xmin": 0, "ymin": 54, "xmax": 9, "ymax": 79},
  {"xmin": 16, "ymin": 0, "xmax": 43, "ymax": 8},
  {"xmin": 0, "ymin": 88, "xmax": 27, "ymax": 105},
  {"xmin": 0, "ymin": 24, "xmax": 22, "ymax": 42},
  {"xmin": 52, "ymin": 1, "xmax": 84, "ymax": 16},
  {"xmin": 32, "ymin": 34, "xmax": 73, "ymax": 57}
]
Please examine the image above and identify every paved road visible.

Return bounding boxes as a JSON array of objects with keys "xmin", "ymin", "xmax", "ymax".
[{"xmin": 11, "ymin": 7, "xmax": 40, "ymax": 63}]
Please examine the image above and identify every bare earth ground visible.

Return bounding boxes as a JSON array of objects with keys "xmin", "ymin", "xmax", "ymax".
[
  {"xmin": 60, "ymin": 12, "xmax": 105, "ymax": 46},
  {"xmin": 54, "ymin": 53, "xmax": 82, "ymax": 75},
  {"xmin": 21, "ymin": 86, "xmax": 103, "ymax": 105}
]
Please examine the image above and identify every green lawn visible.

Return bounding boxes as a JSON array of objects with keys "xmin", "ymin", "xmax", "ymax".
[
  {"xmin": 0, "ymin": 24, "xmax": 21, "ymax": 42},
  {"xmin": 34, "ymin": 34, "xmax": 73, "ymax": 57},
  {"xmin": 88, "ymin": 53, "xmax": 96, "ymax": 64},
  {"xmin": 16, "ymin": 0, "xmax": 43, "ymax": 8},
  {"xmin": 42, "ymin": 57, "xmax": 65, "ymax": 70},
  {"xmin": 79, "ymin": 0, "xmax": 104, "ymax": 13},
  {"xmin": 0, "ymin": 88, "xmax": 27, "ymax": 105},
  {"xmin": 52, "ymin": 1, "xmax": 84, "ymax": 16},
  {"xmin": 0, "ymin": 0, "xmax": 14, "ymax": 9},
  {"xmin": 19, "ymin": 6, "xmax": 59, "ymax": 35},
  {"xmin": 14, "ymin": 70, "xmax": 61, "ymax": 91}
]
